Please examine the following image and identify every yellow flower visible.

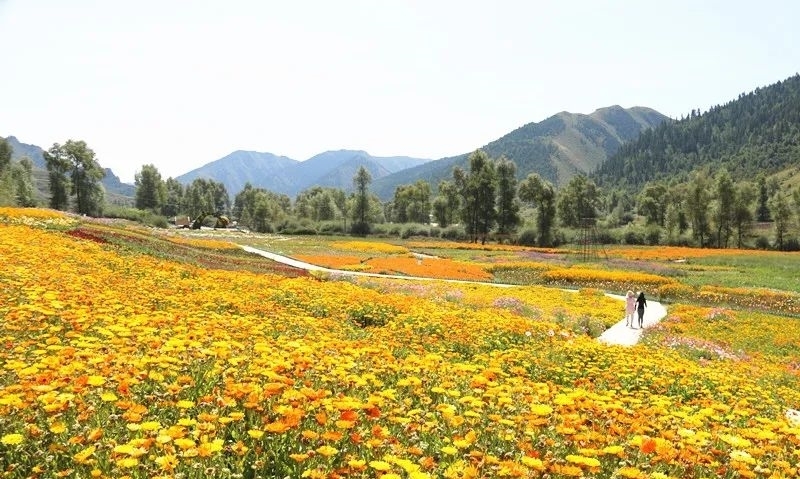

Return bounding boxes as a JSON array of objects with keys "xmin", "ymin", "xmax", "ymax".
[
  {"xmin": 369, "ymin": 460, "xmax": 393, "ymax": 471},
  {"xmin": 100, "ymin": 392, "xmax": 118, "ymax": 402},
  {"xmin": 247, "ymin": 429, "xmax": 264, "ymax": 439},
  {"xmin": 49, "ymin": 422, "xmax": 67, "ymax": 434},
  {"xmin": 521, "ymin": 456, "xmax": 544, "ymax": 470},
  {"xmin": 441, "ymin": 446, "xmax": 459, "ymax": 455},
  {"xmin": 1, "ymin": 433, "xmax": 23, "ymax": 445},
  {"xmin": 315, "ymin": 445, "xmax": 338, "ymax": 457},
  {"xmin": 86, "ymin": 375, "xmax": 106, "ymax": 386},
  {"xmin": 73, "ymin": 445, "xmax": 96, "ymax": 464}
]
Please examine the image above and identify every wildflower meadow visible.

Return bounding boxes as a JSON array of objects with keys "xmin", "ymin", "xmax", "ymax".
[{"xmin": 1, "ymin": 208, "xmax": 800, "ymax": 478}]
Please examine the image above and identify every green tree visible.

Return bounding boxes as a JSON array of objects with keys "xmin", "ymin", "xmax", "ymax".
[
  {"xmin": 64, "ymin": 140, "xmax": 105, "ymax": 216},
  {"xmin": 454, "ymin": 150, "xmax": 497, "ymax": 243},
  {"xmin": 0, "ymin": 137, "xmax": 11, "ymax": 172},
  {"xmin": 756, "ymin": 176, "xmax": 771, "ymax": 222},
  {"xmin": 771, "ymin": 192, "xmax": 792, "ymax": 250},
  {"xmin": 352, "ymin": 166, "xmax": 372, "ymax": 235},
  {"xmin": 162, "ymin": 178, "xmax": 184, "ymax": 218},
  {"xmin": 43, "ymin": 143, "xmax": 73, "ymax": 211},
  {"xmin": 233, "ymin": 183, "xmax": 290, "ymax": 231},
  {"xmin": 494, "ymin": 156, "xmax": 520, "ymax": 238},
  {"xmin": 732, "ymin": 181, "xmax": 756, "ymax": 248},
  {"xmin": 432, "ymin": 180, "xmax": 460, "ymax": 228},
  {"xmin": 135, "ymin": 164, "xmax": 167, "ymax": 212},
  {"xmin": 637, "ymin": 182, "xmax": 668, "ymax": 226},
  {"xmin": 0, "ymin": 137, "xmax": 14, "ymax": 205},
  {"xmin": 11, "ymin": 158, "xmax": 36, "ymax": 207},
  {"xmin": 518, "ymin": 173, "xmax": 557, "ymax": 246},
  {"xmin": 183, "ymin": 178, "xmax": 230, "ymax": 217},
  {"xmin": 556, "ymin": 174, "xmax": 599, "ymax": 228},
  {"xmin": 392, "ymin": 180, "xmax": 431, "ymax": 224},
  {"xmin": 685, "ymin": 173, "xmax": 711, "ymax": 247},
  {"xmin": 713, "ymin": 169, "xmax": 735, "ymax": 248}
]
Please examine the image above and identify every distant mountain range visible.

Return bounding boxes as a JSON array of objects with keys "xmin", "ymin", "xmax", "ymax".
[
  {"xmin": 593, "ymin": 74, "xmax": 800, "ymax": 191},
  {"xmin": 176, "ymin": 150, "xmax": 432, "ymax": 198},
  {"xmin": 3, "ymin": 136, "xmax": 135, "ymax": 197},
  {"xmin": 370, "ymin": 105, "xmax": 669, "ymax": 199},
  {"xmin": 3, "ymin": 104, "xmax": 668, "ymax": 202}
]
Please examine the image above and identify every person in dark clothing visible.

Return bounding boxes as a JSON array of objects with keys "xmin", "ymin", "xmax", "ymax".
[{"xmin": 635, "ymin": 291, "xmax": 647, "ymax": 328}]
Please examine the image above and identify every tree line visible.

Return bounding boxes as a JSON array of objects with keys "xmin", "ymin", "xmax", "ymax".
[{"xmin": 3, "ymin": 137, "xmax": 800, "ymax": 250}]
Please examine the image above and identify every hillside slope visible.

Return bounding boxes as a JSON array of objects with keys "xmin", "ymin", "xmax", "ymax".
[
  {"xmin": 372, "ymin": 106, "xmax": 668, "ymax": 199},
  {"xmin": 593, "ymin": 74, "xmax": 800, "ymax": 190}
]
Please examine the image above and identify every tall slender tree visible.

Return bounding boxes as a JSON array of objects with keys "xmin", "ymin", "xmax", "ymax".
[
  {"xmin": 352, "ymin": 166, "xmax": 372, "ymax": 235},
  {"xmin": 519, "ymin": 173, "xmax": 557, "ymax": 246},
  {"xmin": 494, "ymin": 156, "xmax": 520, "ymax": 238},
  {"xmin": 454, "ymin": 150, "xmax": 496, "ymax": 243},
  {"xmin": 135, "ymin": 164, "xmax": 167, "ymax": 213}
]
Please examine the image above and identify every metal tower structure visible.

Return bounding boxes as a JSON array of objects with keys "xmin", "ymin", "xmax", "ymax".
[{"xmin": 579, "ymin": 217, "xmax": 607, "ymax": 262}]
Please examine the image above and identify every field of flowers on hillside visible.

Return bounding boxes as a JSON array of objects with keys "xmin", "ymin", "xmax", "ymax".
[{"xmin": 1, "ymin": 208, "xmax": 800, "ymax": 478}]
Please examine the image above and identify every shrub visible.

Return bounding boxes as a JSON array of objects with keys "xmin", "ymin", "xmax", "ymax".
[
  {"xmin": 784, "ymin": 238, "xmax": 800, "ymax": 252},
  {"xmin": 318, "ymin": 221, "xmax": 345, "ymax": 235},
  {"xmin": 623, "ymin": 228, "xmax": 645, "ymax": 245},
  {"xmin": 401, "ymin": 223, "xmax": 431, "ymax": 239},
  {"xmin": 645, "ymin": 226, "xmax": 662, "ymax": 246},
  {"xmin": 517, "ymin": 228, "xmax": 537, "ymax": 246},
  {"xmin": 755, "ymin": 235, "xmax": 771, "ymax": 250},
  {"xmin": 350, "ymin": 221, "xmax": 371, "ymax": 236},
  {"xmin": 440, "ymin": 225, "xmax": 467, "ymax": 241},
  {"xmin": 280, "ymin": 219, "xmax": 316, "ymax": 235}
]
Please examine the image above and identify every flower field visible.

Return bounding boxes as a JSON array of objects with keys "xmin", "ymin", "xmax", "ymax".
[{"xmin": 2, "ymin": 209, "xmax": 800, "ymax": 478}]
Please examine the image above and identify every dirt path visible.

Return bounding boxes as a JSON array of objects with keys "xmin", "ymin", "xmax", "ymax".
[{"xmin": 240, "ymin": 245, "xmax": 667, "ymax": 346}]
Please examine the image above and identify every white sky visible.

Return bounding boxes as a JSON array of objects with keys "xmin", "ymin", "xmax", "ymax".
[{"xmin": 1, "ymin": 1, "xmax": 798, "ymax": 183}]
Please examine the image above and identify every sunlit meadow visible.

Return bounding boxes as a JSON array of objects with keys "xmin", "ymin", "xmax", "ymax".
[{"xmin": 1, "ymin": 209, "xmax": 800, "ymax": 478}]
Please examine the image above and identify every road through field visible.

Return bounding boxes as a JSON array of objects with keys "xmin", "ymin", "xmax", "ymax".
[{"xmin": 240, "ymin": 244, "xmax": 668, "ymax": 346}]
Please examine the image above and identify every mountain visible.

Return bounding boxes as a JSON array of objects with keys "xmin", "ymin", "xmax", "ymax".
[
  {"xmin": 176, "ymin": 150, "xmax": 299, "ymax": 198},
  {"xmin": 371, "ymin": 106, "xmax": 669, "ymax": 199},
  {"xmin": 3, "ymin": 135, "xmax": 135, "ymax": 200},
  {"xmin": 593, "ymin": 74, "xmax": 800, "ymax": 190},
  {"xmin": 5, "ymin": 135, "xmax": 46, "ymax": 169},
  {"xmin": 176, "ymin": 149, "xmax": 431, "ymax": 198}
]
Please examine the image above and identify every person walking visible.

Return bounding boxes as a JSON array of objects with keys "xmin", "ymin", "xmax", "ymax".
[
  {"xmin": 635, "ymin": 291, "xmax": 647, "ymax": 328},
  {"xmin": 625, "ymin": 290, "xmax": 636, "ymax": 327}
]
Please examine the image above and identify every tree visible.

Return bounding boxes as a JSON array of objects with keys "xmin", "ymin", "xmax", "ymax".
[
  {"xmin": 66, "ymin": 140, "xmax": 105, "ymax": 216},
  {"xmin": 11, "ymin": 158, "xmax": 36, "ymax": 207},
  {"xmin": 685, "ymin": 173, "xmax": 711, "ymax": 247},
  {"xmin": 756, "ymin": 176, "xmax": 771, "ymax": 222},
  {"xmin": 732, "ymin": 181, "xmax": 756, "ymax": 248},
  {"xmin": 43, "ymin": 140, "xmax": 105, "ymax": 215},
  {"xmin": 183, "ymin": 178, "xmax": 230, "ymax": 217},
  {"xmin": 637, "ymin": 182, "xmax": 668, "ymax": 226},
  {"xmin": 771, "ymin": 193, "xmax": 791, "ymax": 250},
  {"xmin": 0, "ymin": 137, "xmax": 11, "ymax": 172},
  {"xmin": 556, "ymin": 174, "xmax": 599, "ymax": 228},
  {"xmin": 494, "ymin": 157, "xmax": 520, "ymax": 238},
  {"xmin": 135, "ymin": 164, "xmax": 167, "ymax": 213},
  {"xmin": 0, "ymin": 137, "xmax": 14, "ymax": 205},
  {"xmin": 518, "ymin": 173, "xmax": 557, "ymax": 246},
  {"xmin": 43, "ymin": 143, "xmax": 73, "ymax": 211},
  {"xmin": 454, "ymin": 150, "xmax": 497, "ymax": 243},
  {"xmin": 352, "ymin": 166, "xmax": 372, "ymax": 235},
  {"xmin": 233, "ymin": 183, "xmax": 290, "ymax": 231},
  {"xmin": 713, "ymin": 169, "xmax": 735, "ymax": 248},
  {"xmin": 392, "ymin": 180, "xmax": 431, "ymax": 224},
  {"xmin": 432, "ymin": 180, "xmax": 460, "ymax": 228},
  {"xmin": 162, "ymin": 178, "xmax": 184, "ymax": 218}
]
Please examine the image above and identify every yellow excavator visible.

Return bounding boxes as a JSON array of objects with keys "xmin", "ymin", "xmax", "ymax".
[{"xmin": 187, "ymin": 212, "xmax": 230, "ymax": 229}]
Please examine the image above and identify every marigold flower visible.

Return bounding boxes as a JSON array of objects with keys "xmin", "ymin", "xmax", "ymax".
[{"xmin": 1, "ymin": 433, "xmax": 24, "ymax": 445}]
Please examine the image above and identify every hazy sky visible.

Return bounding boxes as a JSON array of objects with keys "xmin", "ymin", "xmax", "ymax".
[{"xmin": 1, "ymin": 1, "xmax": 798, "ymax": 183}]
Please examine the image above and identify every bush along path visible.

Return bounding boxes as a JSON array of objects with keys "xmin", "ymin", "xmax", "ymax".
[{"xmin": 241, "ymin": 245, "xmax": 668, "ymax": 345}]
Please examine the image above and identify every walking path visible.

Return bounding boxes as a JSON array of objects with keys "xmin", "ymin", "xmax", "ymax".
[
  {"xmin": 240, "ymin": 245, "xmax": 668, "ymax": 346},
  {"xmin": 597, "ymin": 294, "xmax": 668, "ymax": 346}
]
